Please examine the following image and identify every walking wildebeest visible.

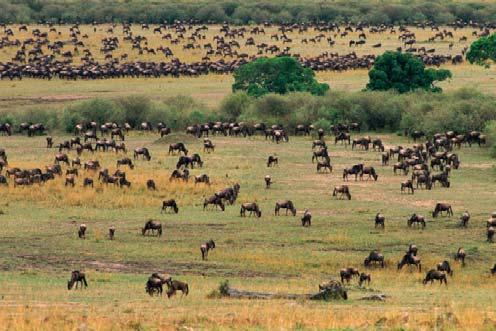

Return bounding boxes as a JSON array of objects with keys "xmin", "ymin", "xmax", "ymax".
[
  {"xmin": 343, "ymin": 164, "xmax": 363, "ymax": 181},
  {"xmin": 423, "ymin": 269, "xmax": 447, "ymax": 285},
  {"xmin": 67, "ymin": 271, "xmax": 88, "ymax": 290},
  {"xmin": 161, "ymin": 199, "xmax": 179, "ymax": 213},
  {"xmin": 240, "ymin": 202, "xmax": 262, "ymax": 217},
  {"xmin": 316, "ymin": 157, "xmax": 332, "ymax": 173},
  {"xmin": 454, "ymin": 247, "xmax": 466, "ymax": 266},
  {"xmin": 332, "ymin": 185, "xmax": 351, "ymax": 200},
  {"xmin": 201, "ymin": 239, "xmax": 215, "ymax": 260},
  {"xmin": 203, "ymin": 195, "xmax": 225, "ymax": 211},
  {"xmin": 401, "ymin": 180, "xmax": 415, "ymax": 194},
  {"xmin": 108, "ymin": 226, "xmax": 115, "ymax": 240},
  {"xmin": 432, "ymin": 203, "xmax": 453, "ymax": 218},
  {"xmin": 274, "ymin": 200, "xmax": 296, "ymax": 216},
  {"xmin": 165, "ymin": 278, "xmax": 189, "ymax": 298}
]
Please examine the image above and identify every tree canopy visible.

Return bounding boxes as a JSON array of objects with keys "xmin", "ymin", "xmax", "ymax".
[
  {"xmin": 232, "ymin": 57, "xmax": 329, "ymax": 97},
  {"xmin": 366, "ymin": 51, "xmax": 452, "ymax": 93},
  {"xmin": 466, "ymin": 33, "xmax": 496, "ymax": 66}
]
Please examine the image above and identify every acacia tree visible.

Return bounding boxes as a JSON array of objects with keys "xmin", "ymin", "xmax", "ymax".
[
  {"xmin": 366, "ymin": 51, "xmax": 452, "ymax": 93},
  {"xmin": 232, "ymin": 57, "xmax": 329, "ymax": 97},
  {"xmin": 466, "ymin": 33, "xmax": 496, "ymax": 66}
]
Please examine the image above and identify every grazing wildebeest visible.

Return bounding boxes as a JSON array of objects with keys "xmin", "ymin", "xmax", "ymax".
[
  {"xmin": 67, "ymin": 271, "xmax": 88, "ymax": 290},
  {"xmin": 176, "ymin": 154, "xmax": 203, "ymax": 169},
  {"xmin": 343, "ymin": 164, "xmax": 363, "ymax": 181},
  {"xmin": 83, "ymin": 178, "xmax": 94, "ymax": 187},
  {"xmin": 432, "ymin": 203, "xmax": 453, "ymax": 218},
  {"xmin": 78, "ymin": 224, "xmax": 87, "ymax": 239},
  {"xmin": 301, "ymin": 209, "xmax": 311, "ymax": 227},
  {"xmin": 65, "ymin": 174, "xmax": 76, "ymax": 187},
  {"xmin": 54, "ymin": 153, "xmax": 69, "ymax": 165},
  {"xmin": 364, "ymin": 250, "xmax": 385, "ymax": 268},
  {"xmin": 142, "ymin": 220, "xmax": 162, "ymax": 236},
  {"xmin": 459, "ymin": 211, "xmax": 470, "ymax": 227},
  {"xmin": 359, "ymin": 273, "xmax": 371, "ymax": 287},
  {"xmin": 267, "ymin": 155, "xmax": 278, "ymax": 167},
  {"xmin": 108, "ymin": 226, "xmax": 115, "ymax": 240},
  {"xmin": 316, "ymin": 157, "xmax": 332, "ymax": 173},
  {"xmin": 340, "ymin": 267, "xmax": 360, "ymax": 283},
  {"xmin": 161, "ymin": 199, "xmax": 179, "ymax": 213},
  {"xmin": 169, "ymin": 169, "xmax": 189, "ymax": 182},
  {"xmin": 488, "ymin": 227, "xmax": 495, "ymax": 243},
  {"xmin": 408, "ymin": 214, "xmax": 426, "ymax": 228},
  {"xmin": 437, "ymin": 260, "xmax": 453, "ymax": 276},
  {"xmin": 165, "ymin": 278, "xmax": 189, "ymax": 298},
  {"xmin": 332, "ymin": 185, "xmax": 351, "ymax": 200},
  {"xmin": 194, "ymin": 174, "xmax": 210, "ymax": 185},
  {"xmin": 264, "ymin": 175, "xmax": 272, "ymax": 189},
  {"xmin": 423, "ymin": 269, "xmax": 447, "ymax": 285},
  {"xmin": 215, "ymin": 183, "xmax": 240, "ymax": 205},
  {"xmin": 134, "ymin": 147, "xmax": 151, "ymax": 161},
  {"xmin": 401, "ymin": 180, "xmax": 415, "ymax": 194},
  {"xmin": 169, "ymin": 143, "xmax": 188, "ymax": 155},
  {"xmin": 274, "ymin": 200, "xmax": 296, "ymax": 216},
  {"xmin": 203, "ymin": 195, "xmax": 225, "ymax": 211},
  {"xmin": 84, "ymin": 160, "xmax": 101, "ymax": 171},
  {"xmin": 360, "ymin": 166, "xmax": 378, "ymax": 181},
  {"xmin": 201, "ymin": 240, "xmax": 215, "ymax": 260},
  {"xmin": 117, "ymin": 157, "xmax": 134, "ymax": 169},
  {"xmin": 375, "ymin": 213, "xmax": 385, "ymax": 228},
  {"xmin": 397, "ymin": 253, "xmax": 422, "ymax": 271},
  {"xmin": 146, "ymin": 179, "xmax": 156, "ymax": 190},
  {"xmin": 240, "ymin": 202, "xmax": 262, "ymax": 217}
]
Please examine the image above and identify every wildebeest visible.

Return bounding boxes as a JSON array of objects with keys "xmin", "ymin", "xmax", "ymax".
[
  {"xmin": 332, "ymin": 185, "xmax": 351, "ymax": 200},
  {"xmin": 437, "ymin": 260, "xmax": 453, "ymax": 276},
  {"xmin": 67, "ymin": 271, "xmax": 88, "ymax": 290},
  {"xmin": 488, "ymin": 226, "xmax": 495, "ymax": 242},
  {"xmin": 146, "ymin": 179, "xmax": 156, "ymax": 190},
  {"xmin": 274, "ymin": 200, "xmax": 296, "ymax": 216},
  {"xmin": 301, "ymin": 209, "xmax": 311, "ymax": 227},
  {"xmin": 267, "ymin": 155, "xmax": 278, "ymax": 167},
  {"xmin": 116, "ymin": 157, "xmax": 134, "ymax": 169},
  {"xmin": 142, "ymin": 220, "xmax": 162, "ymax": 236},
  {"xmin": 169, "ymin": 169, "xmax": 189, "ymax": 182},
  {"xmin": 312, "ymin": 147, "xmax": 328, "ymax": 163},
  {"xmin": 459, "ymin": 211, "xmax": 470, "ymax": 227},
  {"xmin": 65, "ymin": 174, "xmax": 76, "ymax": 187},
  {"xmin": 340, "ymin": 267, "xmax": 360, "ymax": 283},
  {"xmin": 375, "ymin": 213, "xmax": 385, "ymax": 228},
  {"xmin": 491, "ymin": 264, "xmax": 496, "ymax": 275},
  {"xmin": 78, "ymin": 224, "xmax": 87, "ymax": 239},
  {"xmin": 134, "ymin": 147, "xmax": 151, "ymax": 161},
  {"xmin": 432, "ymin": 203, "xmax": 453, "ymax": 218},
  {"xmin": 146, "ymin": 273, "xmax": 170, "ymax": 296},
  {"xmin": 201, "ymin": 239, "xmax": 215, "ymax": 260},
  {"xmin": 203, "ymin": 139, "xmax": 215, "ymax": 153},
  {"xmin": 215, "ymin": 183, "xmax": 240, "ymax": 205},
  {"xmin": 54, "ymin": 153, "xmax": 69, "ymax": 165},
  {"xmin": 161, "ymin": 199, "xmax": 179, "ymax": 213},
  {"xmin": 169, "ymin": 143, "xmax": 188, "ymax": 155},
  {"xmin": 359, "ymin": 273, "xmax": 371, "ymax": 287},
  {"xmin": 401, "ymin": 179, "xmax": 414, "ymax": 194},
  {"xmin": 165, "ymin": 278, "xmax": 189, "ymax": 298},
  {"xmin": 423, "ymin": 269, "xmax": 447, "ymax": 285},
  {"xmin": 264, "ymin": 175, "xmax": 272, "ymax": 189},
  {"xmin": 408, "ymin": 214, "xmax": 426, "ymax": 228},
  {"xmin": 203, "ymin": 195, "xmax": 225, "ymax": 211},
  {"xmin": 240, "ymin": 202, "xmax": 262, "ymax": 217},
  {"xmin": 360, "ymin": 166, "xmax": 378, "ymax": 181},
  {"xmin": 83, "ymin": 178, "xmax": 94, "ymax": 187},
  {"xmin": 108, "ymin": 226, "xmax": 115, "ymax": 240},
  {"xmin": 343, "ymin": 164, "xmax": 363, "ymax": 181},
  {"xmin": 176, "ymin": 154, "xmax": 203, "ymax": 169},
  {"xmin": 194, "ymin": 174, "xmax": 210, "ymax": 185},
  {"xmin": 364, "ymin": 250, "xmax": 385, "ymax": 268},
  {"xmin": 397, "ymin": 253, "xmax": 422, "ymax": 271},
  {"xmin": 381, "ymin": 152, "xmax": 390, "ymax": 166},
  {"xmin": 316, "ymin": 157, "xmax": 332, "ymax": 173},
  {"xmin": 454, "ymin": 247, "xmax": 466, "ymax": 266}
]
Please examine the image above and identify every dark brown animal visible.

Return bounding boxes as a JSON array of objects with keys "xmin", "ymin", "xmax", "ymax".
[{"xmin": 67, "ymin": 271, "xmax": 88, "ymax": 290}]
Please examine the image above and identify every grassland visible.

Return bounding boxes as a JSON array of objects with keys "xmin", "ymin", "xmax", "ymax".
[
  {"xmin": 0, "ymin": 131, "xmax": 495, "ymax": 330},
  {"xmin": 1, "ymin": 24, "xmax": 496, "ymax": 113}
]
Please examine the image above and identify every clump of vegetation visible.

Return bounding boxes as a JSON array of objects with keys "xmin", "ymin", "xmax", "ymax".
[
  {"xmin": 207, "ymin": 280, "xmax": 230, "ymax": 298},
  {"xmin": 366, "ymin": 51, "xmax": 452, "ymax": 93},
  {"xmin": 233, "ymin": 57, "xmax": 329, "ymax": 97},
  {"xmin": 467, "ymin": 33, "xmax": 496, "ymax": 66}
]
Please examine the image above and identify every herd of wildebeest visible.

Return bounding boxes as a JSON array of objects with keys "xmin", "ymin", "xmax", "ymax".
[
  {"xmin": 0, "ymin": 19, "xmax": 495, "ymax": 80},
  {"xmin": 1, "ymin": 118, "xmax": 495, "ymax": 298}
]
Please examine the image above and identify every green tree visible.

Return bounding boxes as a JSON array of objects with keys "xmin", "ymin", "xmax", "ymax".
[
  {"xmin": 232, "ymin": 57, "xmax": 329, "ymax": 97},
  {"xmin": 366, "ymin": 51, "xmax": 451, "ymax": 93},
  {"xmin": 466, "ymin": 33, "xmax": 496, "ymax": 66}
]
